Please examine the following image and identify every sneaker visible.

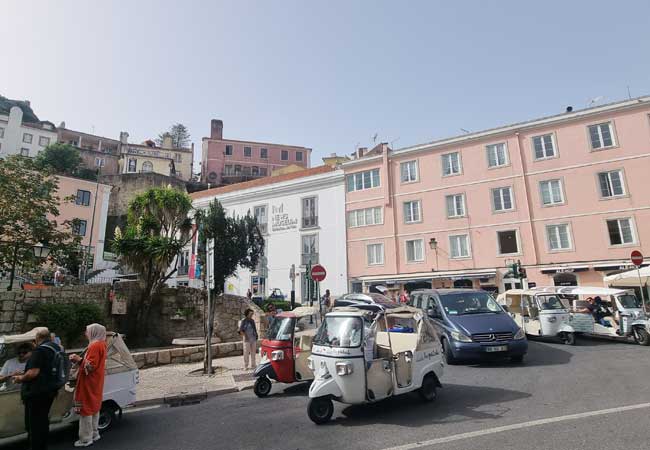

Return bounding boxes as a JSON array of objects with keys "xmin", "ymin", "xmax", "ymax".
[
  {"xmin": 93, "ymin": 434, "xmax": 101, "ymax": 442},
  {"xmin": 74, "ymin": 440, "xmax": 93, "ymax": 447}
]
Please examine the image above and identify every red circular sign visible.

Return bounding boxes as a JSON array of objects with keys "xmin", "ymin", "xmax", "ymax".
[
  {"xmin": 631, "ymin": 250, "xmax": 644, "ymax": 267},
  {"xmin": 310, "ymin": 264, "xmax": 327, "ymax": 282}
]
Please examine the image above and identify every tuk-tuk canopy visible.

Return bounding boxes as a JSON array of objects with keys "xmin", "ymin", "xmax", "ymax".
[
  {"xmin": 0, "ymin": 328, "xmax": 40, "ymax": 345},
  {"xmin": 105, "ymin": 332, "xmax": 138, "ymax": 375}
]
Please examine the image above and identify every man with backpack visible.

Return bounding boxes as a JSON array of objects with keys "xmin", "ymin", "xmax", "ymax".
[{"xmin": 13, "ymin": 327, "xmax": 66, "ymax": 450}]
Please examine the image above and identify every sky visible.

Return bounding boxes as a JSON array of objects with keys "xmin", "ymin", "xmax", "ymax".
[{"xmin": 2, "ymin": 1, "xmax": 650, "ymax": 173}]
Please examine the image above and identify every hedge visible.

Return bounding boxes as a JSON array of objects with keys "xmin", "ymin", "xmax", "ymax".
[{"xmin": 33, "ymin": 303, "xmax": 104, "ymax": 347}]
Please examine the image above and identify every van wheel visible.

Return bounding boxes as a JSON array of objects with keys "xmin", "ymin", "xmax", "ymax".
[
  {"xmin": 633, "ymin": 327, "xmax": 650, "ymax": 346},
  {"xmin": 254, "ymin": 377, "xmax": 272, "ymax": 397},
  {"xmin": 561, "ymin": 332, "xmax": 576, "ymax": 345},
  {"xmin": 418, "ymin": 374, "xmax": 438, "ymax": 402},
  {"xmin": 442, "ymin": 339, "xmax": 457, "ymax": 365},
  {"xmin": 308, "ymin": 397, "xmax": 334, "ymax": 424},
  {"xmin": 98, "ymin": 405, "xmax": 117, "ymax": 432}
]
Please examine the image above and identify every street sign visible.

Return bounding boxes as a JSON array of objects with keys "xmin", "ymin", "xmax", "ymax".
[
  {"xmin": 207, "ymin": 238, "xmax": 215, "ymax": 289},
  {"xmin": 631, "ymin": 250, "xmax": 644, "ymax": 267},
  {"xmin": 289, "ymin": 264, "xmax": 296, "ymax": 281},
  {"xmin": 310, "ymin": 264, "xmax": 327, "ymax": 282}
]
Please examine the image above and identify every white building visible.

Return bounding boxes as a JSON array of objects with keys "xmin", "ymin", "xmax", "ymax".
[
  {"xmin": 181, "ymin": 166, "xmax": 348, "ymax": 302},
  {"xmin": 0, "ymin": 105, "xmax": 58, "ymax": 158}
]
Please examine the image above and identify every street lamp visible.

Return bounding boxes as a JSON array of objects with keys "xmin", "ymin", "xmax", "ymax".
[
  {"xmin": 429, "ymin": 238, "xmax": 439, "ymax": 270},
  {"xmin": 32, "ymin": 243, "xmax": 51, "ymax": 259}
]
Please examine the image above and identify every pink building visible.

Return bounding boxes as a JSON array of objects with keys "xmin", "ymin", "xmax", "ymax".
[
  {"xmin": 345, "ymin": 97, "xmax": 650, "ymax": 295},
  {"xmin": 201, "ymin": 119, "xmax": 311, "ymax": 185}
]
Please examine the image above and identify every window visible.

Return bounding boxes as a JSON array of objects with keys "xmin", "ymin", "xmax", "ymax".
[
  {"xmin": 367, "ymin": 243, "xmax": 384, "ymax": 265},
  {"xmin": 449, "ymin": 234, "xmax": 470, "ymax": 258},
  {"xmin": 95, "ymin": 157, "xmax": 105, "ymax": 167},
  {"xmin": 445, "ymin": 194, "xmax": 466, "ymax": 218},
  {"xmin": 281, "ymin": 150, "xmax": 289, "ymax": 161},
  {"xmin": 224, "ymin": 165, "xmax": 233, "ymax": 175},
  {"xmin": 20, "ymin": 148, "xmax": 29, "ymax": 157},
  {"xmin": 301, "ymin": 234, "xmax": 318, "ymax": 265},
  {"xmin": 244, "ymin": 146, "xmax": 252, "ymax": 157},
  {"xmin": 486, "ymin": 143, "xmax": 508, "ymax": 168},
  {"xmin": 442, "ymin": 152, "xmax": 461, "ymax": 176},
  {"xmin": 540, "ymin": 179, "xmax": 564, "ymax": 206},
  {"xmin": 0, "ymin": 127, "xmax": 4, "ymax": 138},
  {"xmin": 242, "ymin": 166, "xmax": 251, "ymax": 175},
  {"xmin": 38, "ymin": 136, "xmax": 50, "ymax": 147},
  {"xmin": 492, "ymin": 187, "xmax": 514, "ymax": 212},
  {"xmin": 346, "ymin": 169, "xmax": 380, "ymax": 192},
  {"xmin": 497, "ymin": 230, "xmax": 519, "ymax": 255},
  {"xmin": 73, "ymin": 220, "xmax": 88, "ymax": 237},
  {"xmin": 254, "ymin": 205, "xmax": 268, "ymax": 234},
  {"xmin": 400, "ymin": 160, "xmax": 418, "ymax": 183},
  {"xmin": 260, "ymin": 148, "xmax": 268, "ymax": 159},
  {"xmin": 598, "ymin": 170, "xmax": 625, "ymax": 198},
  {"xmin": 348, "ymin": 207, "xmax": 382, "ymax": 227},
  {"xmin": 252, "ymin": 166, "xmax": 259, "ymax": 176},
  {"xmin": 127, "ymin": 159, "xmax": 137, "ymax": 172},
  {"xmin": 406, "ymin": 239, "xmax": 424, "ymax": 262},
  {"xmin": 75, "ymin": 189, "xmax": 91, "ymax": 206},
  {"xmin": 22, "ymin": 133, "xmax": 33, "ymax": 144},
  {"xmin": 588, "ymin": 122, "xmax": 615, "ymax": 150},
  {"xmin": 532, "ymin": 133, "xmax": 556, "ymax": 159},
  {"xmin": 403, "ymin": 200, "xmax": 421, "ymax": 223},
  {"xmin": 607, "ymin": 218, "xmax": 635, "ymax": 245},
  {"xmin": 546, "ymin": 224, "xmax": 572, "ymax": 251},
  {"xmin": 302, "ymin": 196, "xmax": 318, "ymax": 228},
  {"xmin": 296, "ymin": 151, "xmax": 303, "ymax": 162},
  {"xmin": 259, "ymin": 167, "xmax": 268, "ymax": 176},
  {"xmin": 234, "ymin": 165, "xmax": 242, "ymax": 174},
  {"xmin": 225, "ymin": 145, "xmax": 233, "ymax": 156},
  {"xmin": 141, "ymin": 161, "xmax": 153, "ymax": 173},
  {"xmin": 175, "ymin": 153, "xmax": 182, "ymax": 162}
]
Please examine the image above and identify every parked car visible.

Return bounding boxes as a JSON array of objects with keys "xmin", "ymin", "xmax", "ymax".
[
  {"xmin": 409, "ymin": 289, "xmax": 527, "ymax": 364},
  {"xmin": 334, "ymin": 293, "xmax": 399, "ymax": 312},
  {"xmin": 268, "ymin": 288, "xmax": 286, "ymax": 301}
]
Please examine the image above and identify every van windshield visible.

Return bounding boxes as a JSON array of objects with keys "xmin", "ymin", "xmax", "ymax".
[
  {"xmin": 536, "ymin": 295, "xmax": 567, "ymax": 310},
  {"xmin": 439, "ymin": 292, "xmax": 502, "ymax": 316},
  {"xmin": 618, "ymin": 294, "xmax": 641, "ymax": 309},
  {"xmin": 313, "ymin": 317, "xmax": 363, "ymax": 348}
]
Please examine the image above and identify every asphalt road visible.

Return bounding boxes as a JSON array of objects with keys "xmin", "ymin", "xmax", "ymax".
[{"xmin": 6, "ymin": 337, "xmax": 650, "ymax": 450}]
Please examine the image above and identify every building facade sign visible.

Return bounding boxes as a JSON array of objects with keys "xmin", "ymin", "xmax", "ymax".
[{"xmin": 271, "ymin": 203, "xmax": 298, "ymax": 232}]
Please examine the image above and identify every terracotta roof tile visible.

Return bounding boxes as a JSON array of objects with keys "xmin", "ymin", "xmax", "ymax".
[{"xmin": 191, "ymin": 165, "xmax": 336, "ymax": 200}]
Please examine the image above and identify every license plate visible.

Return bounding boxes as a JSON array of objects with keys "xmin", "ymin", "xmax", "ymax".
[{"xmin": 485, "ymin": 345, "xmax": 508, "ymax": 352}]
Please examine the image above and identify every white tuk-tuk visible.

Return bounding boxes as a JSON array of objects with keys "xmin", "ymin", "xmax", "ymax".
[
  {"xmin": 306, "ymin": 306, "xmax": 444, "ymax": 424},
  {"xmin": 0, "ymin": 329, "xmax": 139, "ymax": 441}
]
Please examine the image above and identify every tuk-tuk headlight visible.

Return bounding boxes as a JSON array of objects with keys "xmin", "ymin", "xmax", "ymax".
[
  {"xmin": 307, "ymin": 357, "xmax": 314, "ymax": 370},
  {"xmin": 514, "ymin": 328, "xmax": 526, "ymax": 340},
  {"xmin": 450, "ymin": 330, "xmax": 473, "ymax": 343},
  {"xmin": 335, "ymin": 361, "xmax": 354, "ymax": 376},
  {"xmin": 271, "ymin": 350, "xmax": 284, "ymax": 361}
]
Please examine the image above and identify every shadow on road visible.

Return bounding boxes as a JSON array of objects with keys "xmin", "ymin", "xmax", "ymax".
[
  {"xmin": 267, "ymin": 381, "xmax": 311, "ymax": 398},
  {"xmin": 335, "ymin": 383, "xmax": 531, "ymax": 428}
]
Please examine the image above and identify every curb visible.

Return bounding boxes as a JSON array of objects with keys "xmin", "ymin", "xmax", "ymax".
[{"xmin": 134, "ymin": 383, "xmax": 254, "ymax": 407}]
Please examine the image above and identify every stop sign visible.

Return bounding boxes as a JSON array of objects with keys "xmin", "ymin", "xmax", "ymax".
[
  {"xmin": 310, "ymin": 264, "xmax": 327, "ymax": 282},
  {"xmin": 631, "ymin": 250, "xmax": 644, "ymax": 267}
]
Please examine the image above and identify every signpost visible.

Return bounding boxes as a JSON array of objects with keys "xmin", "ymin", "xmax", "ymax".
[
  {"xmin": 205, "ymin": 239, "xmax": 215, "ymax": 374},
  {"xmin": 289, "ymin": 264, "xmax": 296, "ymax": 310},
  {"xmin": 631, "ymin": 251, "xmax": 647, "ymax": 315}
]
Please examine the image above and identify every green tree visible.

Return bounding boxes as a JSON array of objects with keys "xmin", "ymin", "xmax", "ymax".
[
  {"xmin": 112, "ymin": 187, "xmax": 194, "ymax": 340},
  {"xmin": 156, "ymin": 123, "xmax": 191, "ymax": 149},
  {"xmin": 0, "ymin": 156, "xmax": 81, "ymax": 290},
  {"xmin": 34, "ymin": 143, "xmax": 83, "ymax": 176},
  {"xmin": 196, "ymin": 199, "xmax": 264, "ymax": 373}
]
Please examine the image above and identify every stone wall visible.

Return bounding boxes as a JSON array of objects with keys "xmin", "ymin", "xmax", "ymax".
[{"xmin": 131, "ymin": 341, "xmax": 245, "ymax": 369}]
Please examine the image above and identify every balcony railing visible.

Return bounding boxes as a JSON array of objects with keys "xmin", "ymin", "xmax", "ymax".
[
  {"xmin": 221, "ymin": 172, "xmax": 266, "ymax": 184},
  {"xmin": 301, "ymin": 253, "xmax": 319, "ymax": 266},
  {"xmin": 302, "ymin": 216, "xmax": 319, "ymax": 229}
]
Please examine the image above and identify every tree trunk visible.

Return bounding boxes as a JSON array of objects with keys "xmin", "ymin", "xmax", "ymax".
[{"xmin": 7, "ymin": 244, "xmax": 19, "ymax": 291}]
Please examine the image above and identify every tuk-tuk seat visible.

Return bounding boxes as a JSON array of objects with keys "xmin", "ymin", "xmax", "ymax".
[{"xmin": 298, "ymin": 334, "xmax": 312, "ymax": 351}]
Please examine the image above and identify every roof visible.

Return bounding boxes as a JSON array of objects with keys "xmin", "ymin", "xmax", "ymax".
[
  {"xmin": 127, "ymin": 142, "xmax": 192, "ymax": 153},
  {"xmin": 0, "ymin": 95, "xmax": 40, "ymax": 123},
  {"xmin": 203, "ymin": 136, "xmax": 311, "ymax": 150},
  {"xmin": 59, "ymin": 127, "xmax": 120, "ymax": 144},
  {"xmin": 191, "ymin": 165, "xmax": 336, "ymax": 200}
]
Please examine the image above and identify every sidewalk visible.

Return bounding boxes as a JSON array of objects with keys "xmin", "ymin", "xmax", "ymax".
[{"xmin": 136, "ymin": 354, "xmax": 257, "ymax": 406}]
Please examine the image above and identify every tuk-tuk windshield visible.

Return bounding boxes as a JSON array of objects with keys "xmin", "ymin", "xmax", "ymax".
[
  {"xmin": 267, "ymin": 317, "xmax": 295, "ymax": 341},
  {"xmin": 440, "ymin": 292, "xmax": 503, "ymax": 315},
  {"xmin": 536, "ymin": 295, "xmax": 566, "ymax": 310},
  {"xmin": 314, "ymin": 316, "xmax": 363, "ymax": 348},
  {"xmin": 618, "ymin": 294, "xmax": 641, "ymax": 309}
]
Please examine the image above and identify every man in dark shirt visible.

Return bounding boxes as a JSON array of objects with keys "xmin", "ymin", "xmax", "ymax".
[{"xmin": 13, "ymin": 327, "xmax": 61, "ymax": 450}]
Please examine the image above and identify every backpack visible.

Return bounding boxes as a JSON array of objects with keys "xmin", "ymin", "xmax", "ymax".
[{"xmin": 40, "ymin": 342, "xmax": 70, "ymax": 391}]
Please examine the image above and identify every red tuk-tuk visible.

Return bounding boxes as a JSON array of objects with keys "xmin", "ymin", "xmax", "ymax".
[{"xmin": 253, "ymin": 306, "xmax": 318, "ymax": 397}]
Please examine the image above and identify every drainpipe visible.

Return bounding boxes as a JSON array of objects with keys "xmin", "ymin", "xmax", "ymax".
[
  {"xmin": 514, "ymin": 132, "xmax": 540, "ymax": 269},
  {"xmin": 384, "ymin": 146, "xmax": 400, "ymax": 280}
]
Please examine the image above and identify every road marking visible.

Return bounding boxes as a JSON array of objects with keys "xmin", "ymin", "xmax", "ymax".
[
  {"xmin": 382, "ymin": 402, "xmax": 650, "ymax": 450},
  {"xmin": 124, "ymin": 405, "xmax": 162, "ymax": 414}
]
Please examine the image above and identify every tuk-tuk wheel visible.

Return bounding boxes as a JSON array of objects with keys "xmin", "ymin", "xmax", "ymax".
[
  {"xmin": 98, "ymin": 405, "xmax": 117, "ymax": 432},
  {"xmin": 633, "ymin": 327, "xmax": 650, "ymax": 346},
  {"xmin": 561, "ymin": 332, "xmax": 576, "ymax": 346},
  {"xmin": 254, "ymin": 377, "xmax": 273, "ymax": 397},
  {"xmin": 418, "ymin": 374, "xmax": 438, "ymax": 402},
  {"xmin": 308, "ymin": 397, "xmax": 334, "ymax": 424}
]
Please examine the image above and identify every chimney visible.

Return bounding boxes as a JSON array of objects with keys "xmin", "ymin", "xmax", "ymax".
[
  {"xmin": 210, "ymin": 119, "xmax": 223, "ymax": 139},
  {"xmin": 119, "ymin": 132, "xmax": 129, "ymax": 144},
  {"xmin": 566, "ymin": 106, "xmax": 573, "ymax": 113},
  {"xmin": 162, "ymin": 134, "xmax": 173, "ymax": 149},
  {"xmin": 357, "ymin": 147, "xmax": 368, "ymax": 158}
]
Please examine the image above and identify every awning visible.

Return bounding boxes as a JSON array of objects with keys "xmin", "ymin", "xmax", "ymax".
[
  {"xmin": 540, "ymin": 265, "xmax": 590, "ymax": 274},
  {"xmin": 593, "ymin": 262, "xmax": 649, "ymax": 272},
  {"xmin": 358, "ymin": 269, "xmax": 496, "ymax": 284},
  {"xmin": 604, "ymin": 266, "xmax": 650, "ymax": 286}
]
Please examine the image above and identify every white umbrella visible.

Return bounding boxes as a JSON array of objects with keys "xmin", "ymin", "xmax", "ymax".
[{"xmin": 604, "ymin": 266, "xmax": 650, "ymax": 287}]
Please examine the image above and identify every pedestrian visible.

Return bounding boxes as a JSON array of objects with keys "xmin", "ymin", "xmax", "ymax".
[
  {"xmin": 53, "ymin": 268, "xmax": 62, "ymax": 287},
  {"xmin": 12, "ymin": 327, "xmax": 62, "ymax": 450},
  {"xmin": 239, "ymin": 309, "xmax": 258, "ymax": 370},
  {"xmin": 69, "ymin": 323, "xmax": 107, "ymax": 447},
  {"xmin": 246, "ymin": 289, "xmax": 252, "ymax": 301},
  {"xmin": 0, "ymin": 343, "xmax": 32, "ymax": 391},
  {"xmin": 266, "ymin": 303, "xmax": 278, "ymax": 331},
  {"xmin": 321, "ymin": 289, "xmax": 332, "ymax": 312},
  {"xmin": 400, "ymin": 290, "xmax": 409, "ymax": 304}
]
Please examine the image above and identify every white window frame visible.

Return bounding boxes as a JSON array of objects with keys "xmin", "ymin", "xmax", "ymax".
[
  {"xmin": 95, "ymin": 157, "xmax": 105, "ymax": 167},
  {"xmin": 441, "ymin": 152, "xmax": 462, "ymax": 177},
  {"xmin": 260, "ymin": 148, "xmax": 268, "ymax": 159},
  {"xmin": 486, "ymin": 142, "xmax": 509, "ymax": 168},
  {"xmin": 367, "ymin": 243, "xmax": 384, "ymax": 266},
  {"xmin": 22, "ymin": 133, "xmax": 33, "ymax": 144},
  {"xmin": 346, "ymin": 169, "xmax": 381, "ymax": 192},
  {"xmin": 405, "ymin": 239, "xmax": 425, "ymax": 263},
  {"xmin": 141, "ymin": 161, "xmax": 153, "ymax": 173},
  {"xmin": 348, "ymin": 207, "xmax": 383, "ymax": 228},
  {"xmin": 403, "ymin": 200, "xmax": 422, "ymax": 224},
  {"xmin": 598, "ymin": 169, "xmax": 626, "ymax": 198},
  {"xmin": 449, "ymin": 234, "xmax": 471, "ymax": 259},
  {"xmin": 225, "ymin": 145, "xmax": 233, "ymax": 156},
  {"xmin": 539, "ymin": 179, "xmax": 565, "ymax": 206},
  {"xmin": 400, "ymin": 160, "xmax": 419, "ymax": 183},
  {"xmin": 588, "ymin": 122, "xmax": 616, "ymax": 150},
  {"xmin": 532, "ymin": 133, "xmax": 557, "ymax": 160},
  {"xmin": 301, "ymin": 196, "xmax": 318, "ymax": 229},
  {"xmin": 497, "ymin": 229, "xmax": 520, "ymax": 256},
  {"xmin": 244, "ymin": 146, "xmax": 252, "ymax": 158},
  {"xmin": 445, "ymin": 194, "xmax": 466, "ymax": 218},
  {"xmin": 546, "ymin": 223, "xmax": 573, "ymax": 252},
  {"xmin": 253, "ymin": 204, "xmax": 268, "ymax": 234},
  {"xmin": 20, "ymin": 148, "xmax": 29, "ymax": 157},
  {"xmin": 491, "ymin": 186, "xmax": 514, "ymax": 212},
  {"xmin": 38, "ymin": 136, "xmax": 50, "ymax": 147},
  {"xmin": 127, "ymin": 158, "xmax": 137, "ymax": 173},
  {"xmin": 281, "ymin": 150, "xmax": 289, "ymax": 161},
  {"xmin": 606, "ymin": 217, "xmax": 636, "ymax": 246}
]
